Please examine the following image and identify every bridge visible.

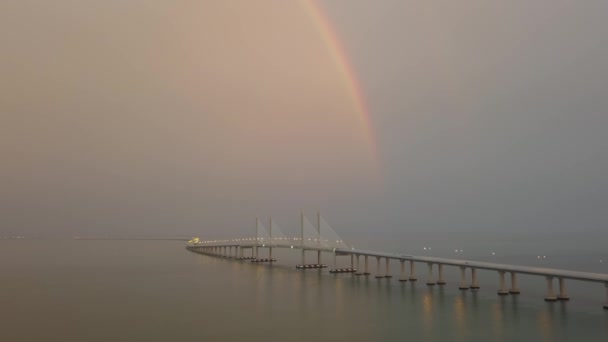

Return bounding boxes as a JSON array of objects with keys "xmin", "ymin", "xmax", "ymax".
[{"xmin": 186, "ymin": 212, "xmax": 608, "ymax": 310}]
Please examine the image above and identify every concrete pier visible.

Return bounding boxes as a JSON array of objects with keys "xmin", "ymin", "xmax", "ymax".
[
  {"xmin": 375, "ymin": 257, "xmax": 384, "ymax": 278},
  {"xmin": 458, "ymin": 267, "xmax": 469, "ymax": 289},
  {"xmin": 544, "ymin": 276, "xmax": 558, "ymax": 301},
  {"xmin": 333, "ymin": 253, "xmax": 337, "ymax": 269},
  {"xmin": 384, "ymin": 258, "xmax": 392, "ymax": 278},
  {"xmin": 426, "ymin": 263, "xmax": 436, "ymax": 285},
  {"xmin": 354, "ymin": 255, "xmax": 362, "ymax": 275},
  {"xmin": 557, "ymin": 278, "xmax": 569, "ymax": 300},
  {"xmin": 509, "ymin": 272, "xmax": 520, "ymax": 294},
  {"xmin": 497, "ymin": 271, "xmax": 509, "ymax": 295},
  {"xmin": 364, "ymin": 255, "xmax": 370, "ymax": 275},
  {"xmin": 604, "ymin": 283, "xmax": 608, "ymax": 310},
  {"xmin": 399, "ymin": 260, "xmax": 408, "ymax": 282},
  {"xmin": 437, "ymin": 264, "xmax": 446, "ymax": 285},
  {"xmin": 470, "ymin": 268, "xmax": 480, "ymax": 289},
  {"xmin": 317, "ymin": 250, "xmax": 321, "ymax": 265},
  {"xmin": 350, "ymin": 254, "xmax": 354, "ymax": 269},
  {"xmin": 409, "ymin": 260, "xmax": 417, "ymax": 281}
]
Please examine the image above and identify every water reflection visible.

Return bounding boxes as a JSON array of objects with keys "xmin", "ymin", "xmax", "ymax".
[
  {"xmin": 422, "ymin": 287, "xmax": 434, "ymax": 337},
  {"xmin": 453, "ymin": 294, "xmax": 467, "ymax": 341},
  {"xmin": 491, "ymin": 299, "xmax": 505, "ymax": 341},
  {"xmin": 537, "ymin": 308, "xmax": 554, "ymax": 341}
]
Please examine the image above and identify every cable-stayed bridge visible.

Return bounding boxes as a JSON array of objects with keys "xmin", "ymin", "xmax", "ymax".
[{"xmin": 186, "ymin": 212, "xmax": 608, "ymax": 310}]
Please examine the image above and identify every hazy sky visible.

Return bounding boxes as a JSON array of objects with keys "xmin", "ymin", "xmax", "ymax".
[{"xmin": 1, "ymin": 0, "xmax": 607, "ymax": 242}]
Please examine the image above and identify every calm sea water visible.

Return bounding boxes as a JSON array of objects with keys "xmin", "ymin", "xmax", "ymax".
[{"xmin": 1, "ymin": 239, "xmax": 607, "ymax": 341}]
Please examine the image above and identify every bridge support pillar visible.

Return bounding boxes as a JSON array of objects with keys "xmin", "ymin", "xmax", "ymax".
[
  {"xmin": 375, "ymin": 257, "xmax": 383, "ymax": 278},
  {"xmin": 254, "ymin": 246, "xmax": 258, "ymax": 259},
  {"xmin": 557, "ymin": 278, "xmax": 569, "ymax": 300},
  {"xmin": 409, "ymin": 261, "xmax": 417, "ymax": 281},
  {"xmin": 333, "ymin": 253, "xmax": 337, "ymax": 269},
  {"xmin": 385, "ymin": 258, "xmax": 392, "ymax": 278},
  {"xmin": 604, "ymin": 283, "xmax": 608, "ymax": 309},
  {"xmin": 318, "ymin": 250, "xmax": 321, "ymax": 265},
  {"xmin": 399, "ymin": 260, "xmax": 408, "ymax": 282},
  {"xmin": 301, "ymin": 249, "xmax": 305, "ymax": 265},
  {"xmin": 437, "ymin": 264, "xmax": 446, "ymax": 285},
  {"xmin": 355, "ymin": 255, "xmax": 362, "ymax": 275},
  {"xmin": 269, "ymin": 247, "xmax": 273, "ymax": 260},
  {"xmin": 426, "ymin": 263, "xmax": 436, "ymax": 285},
  {"xmin": 470, "ymin": 268, "xmax": 480, "ymax": 289},
  {"xmin": 364, "ymin": 256, "xmax": 370, "ymax": 275},
  {"xmin": 544, "ymin": 276, "xmax": 558, "ymax": 301},
  {"xmin": 350, "ymin": 254, "xmax": 354, "ymax": 269},
  {"xmin": 509, "ymin": 272, "xmax": 520, "ymax": 294},
  {"xmin": 497, "ymin": 271, "xmax": 509, "ymax": 295},
  {"xmin": 458, "ymin": 267, "xmax": 469, "ymax": 289}
]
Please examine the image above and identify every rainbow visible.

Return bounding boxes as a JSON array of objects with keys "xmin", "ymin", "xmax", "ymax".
[{"xmin": 301, "ymin": 0, "xmax": 380, "ymax": 165}]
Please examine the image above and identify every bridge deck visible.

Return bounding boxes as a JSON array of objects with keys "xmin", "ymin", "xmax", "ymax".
[{"xmin": 189, "ymin": 243, "xmax": 608, "ymax": 284}]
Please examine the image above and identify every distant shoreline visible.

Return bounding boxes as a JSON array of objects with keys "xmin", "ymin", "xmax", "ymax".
[{"xmin": 74, "ymin": 237, "xmax": 191, "ymax": 241}]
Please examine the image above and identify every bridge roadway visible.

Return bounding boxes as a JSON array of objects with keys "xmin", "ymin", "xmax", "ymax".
[{"xmin": 187, "ymin": 241, "xmax": 608, "ymax": 309}]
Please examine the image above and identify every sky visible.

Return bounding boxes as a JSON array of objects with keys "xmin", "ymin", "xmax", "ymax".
[{"xmin": 1, "ymin": 0, "xmax": 607, "ymax": 245}]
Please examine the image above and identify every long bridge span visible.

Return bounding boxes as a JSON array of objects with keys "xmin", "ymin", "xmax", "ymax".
[{"xmin": 186, "ymin": 213, "xmax": 608, "ymax": 310}]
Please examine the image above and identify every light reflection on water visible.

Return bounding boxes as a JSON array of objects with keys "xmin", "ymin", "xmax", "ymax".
[
  {"xmin": 453, "ymin": 293, "xmax": 466, "ymax": 340},
  {"xmin": 0, "ymin": 240, "xmax": 607, "ymax": 342}
]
